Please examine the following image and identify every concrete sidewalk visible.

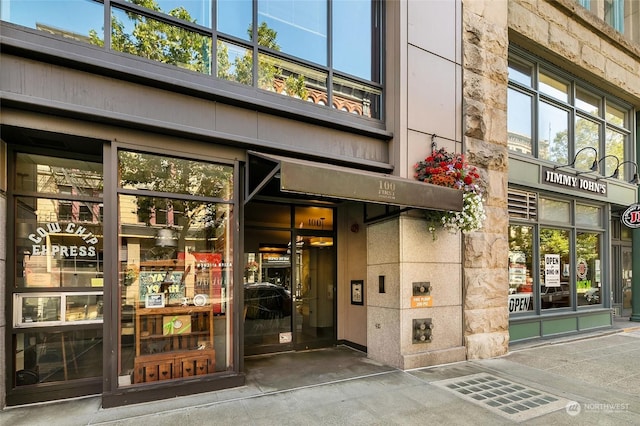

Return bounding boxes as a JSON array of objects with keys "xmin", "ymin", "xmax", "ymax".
[{"xmin": 3, "ymin": 318, "xmax": 640, "ymax": 425}]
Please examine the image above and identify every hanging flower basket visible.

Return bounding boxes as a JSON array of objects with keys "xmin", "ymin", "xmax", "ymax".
[{"xmin": 414, "ymin": 147, "xmax": 486, "ymax": 238}]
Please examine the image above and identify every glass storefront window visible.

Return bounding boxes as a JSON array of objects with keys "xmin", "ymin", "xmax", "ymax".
[
  {"xmin": 508, "ymin": 225, "xmax": 534, "ymax": 313},
  {"xmin": 0, "ymin": 0, "xmax": 104, "ymax": 44},
  {"xmin": 12, "ymin": 152, "xmax": 104, "ymax": 390},
  {"xmin": 576, "ymin": 232, "xmax": 602, "ymax": 306},
  {"xmin": 539, "ymin": 228, "xmax": 571, "ymax": 309},
  {"xmin": 539, "ymin": 198, "xmax": 570, "ymax": 223},
  {"xmin": 576, "ymin": 204, "xmax": 601, "ymax": 227},
  {"xmin": 118, "ymin": 150, "xmax": 232, "ymax": 199},
  {"xmin": 16, "ymin": 198, "xmax": 104, "ymax": 288},
  {"xmin": 14, "ymin": 329, "xmax": 103, "ymax": 386},
  {"xmin": 117, "ymin": 151, "xmax": 234, "ymax": 387}
]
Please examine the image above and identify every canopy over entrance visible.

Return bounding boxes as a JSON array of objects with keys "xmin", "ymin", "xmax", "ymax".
[{"xmin": 246, "ymin": 152, "xmax": 463, "ymax": 212}]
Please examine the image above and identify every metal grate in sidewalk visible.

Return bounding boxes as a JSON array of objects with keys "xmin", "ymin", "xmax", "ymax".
[{"xmin": 432, "ymin": 372, "xmax": 571, "ymax": 422}]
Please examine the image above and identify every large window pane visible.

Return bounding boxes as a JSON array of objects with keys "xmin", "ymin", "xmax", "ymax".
[
  {"xmin": 539, "ymin": 70, "xmax": 568, "ymax": 102},
  {"xmin": 118, "ymin": 194, "xmax": 232, "ymax": 386},
  {"xmin": 217, "ymin": 0, "xmax": 252, "ymax": 40},
  {"xmin": 574, "ymin": 116, "xmax": 600, "ymax": 171},
  {"xmin": 576, "ymin": 87, "xmax": 600, "ymax": 116},
  {"xmin": 605, "ymin": 128, "xmax": 625, "ymax": 178},
  {"xmin": 539, "ymin": 228, "xmax": 571, "ymax": 309},
  {"xmin": 15, "ymin": 153, "xmax": 103, "ymax": 195},
  {"xmin": 508, "ymin": 59, "xmax": 532, "ymax": 87},
  {"xmin": 111, "ymin": 7, "xmax": 212, "ymax": 74},
  {"xmin": 257, "ymin": 0, "xmax": 327, "ymax": 65},
  {"xmin": 509, "ymin": 225, "xmax": 534, "ymax": 313},
  {"xmin": 14, "ymin": 329, "xmax": 102, "ymax": 386},
  {"xmin": 539, "ymin": 198, "xmax": 570, "ymax": 223},
  {"xmin": 117, "ymin": 150, "xmax": 234, "ymax": 388},
  {"xmin": 217, "ymin": 40, "xmax": 253, "ymax": 85},
  {"xmin": 125, "ymin": 0, "xmax": 212, "ymax": 28},
  {"xmin": 118, "ymin": 151, "xmax": 233, "ymax": 200},
  {"xmin": 1, "ymin": 0, "xmax": 104, "ymax": 44},
  {"xmin": 576, "ymin": 204, "xmax": 601, "ymax": 227},
  {"xmin": 576, "ymin": 232, "xmax": 602, "ymax": 306},
  {"xmin": 332, "ymin": 75, "xmax": 380, "ymax": 118},
  {"xmin": 16, "ymin": 197, "xmax": 103, "ymax": 288},
  {"xmin": 507, "ymin": 88, "xmax": 532, "ymax": 155},
  {"xmin": 606, "ymin": 101, "xmax": 626, "ymax": 127},
  {"xmin": 538, "ymin": 101, "xmax": 569, "ymax": 163},
  {"xmin": 333, "ymin": 0, "xmax": 372, "ymax": 80},
  {"xmin": 257, "ymin": 52, "xmax": 327, "ymax": 101}
]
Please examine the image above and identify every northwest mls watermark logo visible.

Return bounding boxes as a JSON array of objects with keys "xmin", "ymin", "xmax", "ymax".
[
  {"xmin": 566, "ymin": 401, "xmax": 630, "ymax": 416},
  {"xmin": 566, "ymin": 401, "xmax": 581, "ymax": 416}
]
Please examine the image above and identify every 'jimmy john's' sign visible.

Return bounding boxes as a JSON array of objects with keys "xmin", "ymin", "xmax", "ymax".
[{"xmin": 542, "ymin": 167, "xmax": 608, "ymax": 195}]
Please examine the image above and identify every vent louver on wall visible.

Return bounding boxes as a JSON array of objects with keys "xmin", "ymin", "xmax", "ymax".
[{"xmin": 508, "ymin": 189, "xmax": 537, "ymax": 220}]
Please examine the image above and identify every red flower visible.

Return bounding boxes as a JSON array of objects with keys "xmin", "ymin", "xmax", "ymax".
[{"xmin": 464, "ymin": 176, "xmax": 473, "ymax": 185}]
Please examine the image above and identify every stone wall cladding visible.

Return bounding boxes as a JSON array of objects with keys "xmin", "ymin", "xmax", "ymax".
[
  {"xmin": 462, "ymin": 0, "xmax": 510, "ymax": 360},
  {"xmin": 510, "ymin": 0, "xmax": 640, "ymax": 104}
]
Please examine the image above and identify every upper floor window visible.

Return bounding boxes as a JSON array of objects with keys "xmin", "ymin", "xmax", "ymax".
[
  {"xmin": 604, "ymin": 0, "xmax": 625, "ymax": 33},
  {"xmin": 507, "ymin": 48, "xmax": 636, "ymax": 183},
  {"xmin": 1, "ymin": 0, "xmax": 382, "ymax": 119},
  {"xmin": 576, "ymin": 0, "xmax": 639, "ymax": 43}
]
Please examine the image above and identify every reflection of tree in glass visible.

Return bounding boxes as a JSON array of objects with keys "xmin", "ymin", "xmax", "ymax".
[
  {"xmin": 540, "ymin": 229, "xmax": 569, "ymax": 259},
  {"xmin": 553, "ymin": 119, "xmax": 624, "ymax": 174},
  {"xmin": 118, "ymin": 151, "xmax": 232, "ymax": 245},
  {"xmin": 89, "ymin": 0, "xmax": 211, "ymax": 73},
  {"xmin": 577, "ymin": 232, "xmax": 599, "ymax": 264},
  {"xmin": 509, "ymin": 225, "xmax": 533, "ymax": 260},
  {"xmin": 217, "ymin": 22, "xmax": 308, "ymax": 99},
  {"xmin": 88, "ymin": 0, "xmax": 307, "ymax": 98}
]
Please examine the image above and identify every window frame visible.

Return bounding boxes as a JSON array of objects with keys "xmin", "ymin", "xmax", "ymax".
[
  {"xmin": 507, "ymin": 46, "xmax": 635, "ymax": 183},
  {"xmin": 508, "ymin": 187, "xmax": 609, "ymax": 316}
]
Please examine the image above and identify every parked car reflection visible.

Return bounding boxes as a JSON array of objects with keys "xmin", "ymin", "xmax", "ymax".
[
  {"xmin": 244, "ymin": 283, "xmax": 292, "ymax": 320},
  {"xmin": 540, "ymin": 284, "xmax": 570, "ymax": 309}
]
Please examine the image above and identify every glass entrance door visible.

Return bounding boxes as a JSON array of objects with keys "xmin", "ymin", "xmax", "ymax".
[
  {"xmin": 293, "ymin": 233, "xmax": 335, "ymax": 349},
  {"xmin": 243, "ymin": 203, "xmax": 336, "ymax": 355}
]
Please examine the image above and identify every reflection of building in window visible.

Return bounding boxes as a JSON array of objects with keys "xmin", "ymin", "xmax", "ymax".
[{"xmin": 508, "ymin": 132, "xmax": 533, "ymax": 155}]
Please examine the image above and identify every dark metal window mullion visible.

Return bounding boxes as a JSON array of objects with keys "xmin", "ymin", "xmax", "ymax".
[
  {"xmin": 212, "ymin": 0, "xmax": 218, "ymax": 77},
  {"xmin": 327, "ymin": 0, "xmax": 333, "ymax": 111},
  {"xmin": 104, "ymin": 0, "xmax": 111, "ymax": 51},
  {"xmin": 252, "ymin": 0, "xmax": 258, "ymax": 89}
]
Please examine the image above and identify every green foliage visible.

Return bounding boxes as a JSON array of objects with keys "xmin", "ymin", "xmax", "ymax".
[
  {"xmin": 92, "ymin": 0, "xmax": 307, "ymax": 98},
  {"xmin": 118, "ymin": 151, "xmax": 232, "ymax": 242}
]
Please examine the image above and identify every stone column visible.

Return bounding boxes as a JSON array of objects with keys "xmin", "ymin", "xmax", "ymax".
[
  {"xmin": 461, "ymin": 0, "xmax": 510, "ymax": 358},
  {"xmin": 367, "ymin": 214, "xmax": 465, "ymax": 369}
]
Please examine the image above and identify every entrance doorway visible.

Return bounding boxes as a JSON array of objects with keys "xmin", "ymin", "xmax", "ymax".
[{"xmin": 243, "ymin": 202, "xmax": 336, "ymax": 355}]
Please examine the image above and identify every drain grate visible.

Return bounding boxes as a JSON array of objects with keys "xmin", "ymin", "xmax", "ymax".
[{"xmin": 432, "ymin": 373, "xmax": 571, "ymax": 422}]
